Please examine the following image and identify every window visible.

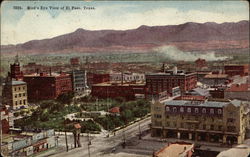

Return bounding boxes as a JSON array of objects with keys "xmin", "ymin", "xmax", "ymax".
[
  {"xmin": 211, "ymin": 125, "xmax": 214, "ymax": 130},
  {"xmin": 15, "ymin": 94, "xmax": 17, "ymax": 98},
  {"xmin": 19, "ymin": 100, "xmax": 22, "ymax": 105},
  {"xmin": 210, "ymin": 109, "xmax": 214, "ymax": 114},
  {"xmin": 23, "ymin": 93, "xmax": 26, "ymax": 96},
  {"xmin": 202, "ymin": 108, "xmax": 206, "ymax": 113},
  {"xmin": 218, "ymin": 125, "xmax": 222, "ymax": 131},
  {"xmin": 218, "ymin": 109, "xmax": 222, "ymax": 114},
  {"xmin": 195, "ymin": 108, "xmax": 199, "ymax": 113},
  {"xmin": 23, "ymin": 86, "xmax": 25, "ymax": 90},
  {"xmin": 166, "ymin": 107, "xmax": 170, "ymax": 112},
  {"xmin": 19, "ymin": 87, "xmax": 21, "ymax": 90},
  {"xmin": 203, "ymin": 125, "xmax": 206, "ymax": 130},
  {"xmin": 23, "ymin": 100, "xmax": 26, "ymax": 105},
  {"xmin": 187, "ymin": 108, "xmax": 191, "ymax": 113},
  {"xmin": 15, "ymin": 101, "xmax": 18, "ymax": 105},
  {"xmin": 180, "ymin": 107, "xmax": 184, "ymax": 113},
  {"xmin": 173, "ymin": 107, "xmax": 177, "ymax": 112},
  {"xmin": 19, "ymin": 93, "xmax": 22, "ymax": 97}
]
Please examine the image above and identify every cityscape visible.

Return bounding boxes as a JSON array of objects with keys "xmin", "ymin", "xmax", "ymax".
[{"xmin": 1, "ymin": 1, "xmax": 250, "ymax": 157}]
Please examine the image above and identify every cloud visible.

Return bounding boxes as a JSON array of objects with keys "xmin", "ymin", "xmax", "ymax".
[
  {"xmin": 1, "ymin": 3, "xmax": 249, "ymax": 45},
  {"xmin": 155, "ymin": 46, "xmax": 228, "ymax": 61}
]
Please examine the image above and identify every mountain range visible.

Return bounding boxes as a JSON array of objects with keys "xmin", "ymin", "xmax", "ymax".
[{"xmin": 1, "ymin": 20, "xmax": 249, "ymax": 55}]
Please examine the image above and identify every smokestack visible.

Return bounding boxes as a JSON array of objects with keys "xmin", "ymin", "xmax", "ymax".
[
  {"xmin": 49, "ymin": 67, "xmax": 52, "ymax": 76},
  {"xmin": 162, "ymin": 63, "xmax": 165, "ymax": 73},
  {"xmin": 173, "ymin": 66, "xmax": 177, "ymax": 75}
]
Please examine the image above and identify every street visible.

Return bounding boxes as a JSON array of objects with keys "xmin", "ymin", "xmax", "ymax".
[{"xmin": 49, "ymin": 117, "xmax": 151, "ymax": 157}]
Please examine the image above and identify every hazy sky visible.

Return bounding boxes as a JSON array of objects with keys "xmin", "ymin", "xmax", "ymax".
[{"xmin": 1, "ymin": 1, "xmax": 249, "ymax": 45}]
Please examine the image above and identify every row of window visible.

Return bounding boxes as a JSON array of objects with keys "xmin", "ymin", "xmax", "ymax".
[
  {"xmin": 165, "ymin": 122, "xmax": 224, "ymax": 131},
  {"xmin": 14, "ymin": 93, "xmax": 26, "ymax": 98},
  {"xmin": 166, "ymin": 106, "xmax": 222, "ymax": 114},
  {"xmin": 15, "ymin": 99, "xmax": 26, "ymax": 105},
  {"xmin": 14, "ymin": 86, "xmax": 25, "ymax": 91}
]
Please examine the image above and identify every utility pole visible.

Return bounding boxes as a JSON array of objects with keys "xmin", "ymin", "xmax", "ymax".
[
  {"xmin": 122, "ymin": 128, "xmax": 126, "ymax": 148},
  {"xmin": 0, "ymin": 106, "xmax": 2, "ymax": 156},
  {"xmin": 138, "ymin": 122, "xmax": 142, "ymax": 140},
  {"xmin": 88, "ymin": 142, "xmax": 91, "ymax": 157},
  {"xmin": 65, "ymin": 131, "xmax": 69, "ymax": 152}
]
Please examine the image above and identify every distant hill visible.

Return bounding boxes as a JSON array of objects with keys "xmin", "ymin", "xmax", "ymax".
[{"xmin": 1, "ymin": 20, "xmax": 249, "ymax": 54}]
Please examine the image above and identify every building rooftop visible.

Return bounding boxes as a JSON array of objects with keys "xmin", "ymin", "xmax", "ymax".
[
  {"xmin": 92, "ymin": 82, "xmax": 145, "ymax": 86},
  {"xmin": 5, "ymin": 80, "xmax": 26, "ymax": 86},
  {"xmin": 174, "ymin": 95, "xmax": 206, "ymax": 101},
  {"xmin": 24, "ymin": 72, "xmax": 70, "ymax": 77},
  {"xmin": 155, "ymin": 142, "xmax": 194, "ymax": 157},
  {"xmin": 226, "ymin": 84, "xmax": 250, "ymax": 92},
  {"xmin": 204, "ymin": 74, "xmax": 229, "ymax": 79},
  {"xmin": 164, "ymin": 99, "xmax": 242, "ymax": 108}
]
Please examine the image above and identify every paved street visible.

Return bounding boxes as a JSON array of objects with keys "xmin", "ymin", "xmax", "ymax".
[{"xmin": 48, "ymin": 117, "xmax": 151, "ymax": 157}]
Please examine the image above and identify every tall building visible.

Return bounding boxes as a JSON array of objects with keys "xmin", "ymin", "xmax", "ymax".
[
  {"xmin": 2, "ymin": 79, "xmax": 28, "ymax": 110},
  {"xmin": 9, "ymin": 55, "xmax": 23, "ymax": 80},
  {"xmin": 71, "ymin": 70, "xmax": 88, "ymax": 95},
  {"xmin": 146, "ymin": 67, "xmax": 197, "ymax": 98},
  {"xmin": 23, "ymin": 72, "xmax": 72, "ymax": 100},
  {"xmin": 151, "ymin": 98, "xmax": 249, "ymax": 144}
]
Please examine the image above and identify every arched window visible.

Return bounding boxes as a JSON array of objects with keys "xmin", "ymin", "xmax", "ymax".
[
  {"xmin": 166, "ymin": 106, "xmax": 170, "ymax": 112},
  {"xmin": 202, "ymin": 108, "xmax": 206, "ymax": 114},
  {"xmin": 180, "ymin": 107, "xmax": 184, "ymax": 113},
  {"xmin": 210, "ymin": 109, "xmax": 214, "ymax": 114},
  {"xmin": 218, "ymin": 109, "xmax": 222, "ymax": 114},
  {"xmin": 173, "ymin": 107, "xmax": 177, "ymax": 112},
  {"xmin": 195, "ymin": 108, "xmax": 199, "ymax": 113},
  {"xmin": 187, "ymin": 108, "xmax": 191, "ymax": 113}
]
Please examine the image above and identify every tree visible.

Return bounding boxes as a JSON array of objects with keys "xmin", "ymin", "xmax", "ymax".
[{"xmin": 57, "ymin": 92, "xmax": 74, "ymax": 105}]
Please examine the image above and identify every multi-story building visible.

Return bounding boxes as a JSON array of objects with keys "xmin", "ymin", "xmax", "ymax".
[
  {"xmin": 2, "ymin": 79, "xmax": 28, "ymax": 110},
  {"xmin": 23, "ymin": 72, "xmax": 72, "ymax": 100},
  {"xmin": 146, "ymin": 67, "xmax": 197, "ymax": 98},
  {"xmin": 151, "ymin": 98, "xmax": 249, "ymax": 144},
  {"xmin": 202, "ymin": 74, "xmax": 230, "ymax": 86},
  {"xmin": 71, "ymin": 70, "xmax": 88, "ymax": 95},
  {"xmin": 224, "ymin": 64, "xmax": 249, "ymax": 76},
  {"xmin": 91, "ymin": 82, "xmax": 146, "ymax": 100}
]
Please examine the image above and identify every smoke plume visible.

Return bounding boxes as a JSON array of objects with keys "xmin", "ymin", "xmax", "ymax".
[{"xmin": 154, "ymin": 46, "xmax": 228, "ymax": 61}]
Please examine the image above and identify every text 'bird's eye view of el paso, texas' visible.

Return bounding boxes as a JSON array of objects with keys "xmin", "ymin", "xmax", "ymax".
[{"xmin": 0, "ymin": 1, "xmax": 250, "ymax": 157}]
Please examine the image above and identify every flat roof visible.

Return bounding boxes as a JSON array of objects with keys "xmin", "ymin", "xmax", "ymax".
[
  {"xmin": 93, "ymin": 82, "xmax": 145, "ymax": 86},
  {"xmin": 156, "ymin": 143, "xmax": 193, "ymax": 157},
  {"xmin": 204, "ymin": 74, "xmax": 228, "ymax": 79},
  {"xmin": 163, "ymin": 99, "xmax": 242, "ymax": 108}
]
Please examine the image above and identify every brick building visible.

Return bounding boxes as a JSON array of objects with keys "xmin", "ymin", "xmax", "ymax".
[
  {"xmin": 195, "ymin": 58, "xmax": 207, "ymax": 70},
  {"xmin": 70, "ymin": 57, "xmax": 80, "ymax": 66},
  {"xmin": 91, "ymin": 82, "xmax": 146, "ymax": 100},
  {"xmin": 9, "ymin": 55, "xmax": 23, "ymax": 80},
  {"xmin": 146, "ymin": 67, "xmax": 197, "ymax": 98},
  {"xmin": 202, "ymin": 74, "xmax": 230, "ymax": 86},
  {"xmin": 224, "ymin": 64, "xmax": 249, "ymax": 76},
  {"xmin": 151, "ymin": 98, "xmax": 249, "ymax": 144},
  {"xmin": 0, "ymin": 107, "xmax": 14, "ymax": 134},
  {"xmin": 23, "ymin": 72, "xmax": 72, "ymax": 100}
]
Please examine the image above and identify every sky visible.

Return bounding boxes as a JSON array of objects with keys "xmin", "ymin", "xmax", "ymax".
[{"xmin": 1, "ymin": 1, "xmax": 249, "ymax": 45}]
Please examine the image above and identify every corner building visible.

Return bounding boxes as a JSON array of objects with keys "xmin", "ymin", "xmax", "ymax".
[{"xmin": 151, "ymin": 99, "xmax": 249, "ymax": 144}]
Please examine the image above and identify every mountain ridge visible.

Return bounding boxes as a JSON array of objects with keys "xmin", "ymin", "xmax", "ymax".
[{"xmin": 1, "ymin": 20, "xmax": 249, "ymax": 54}]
